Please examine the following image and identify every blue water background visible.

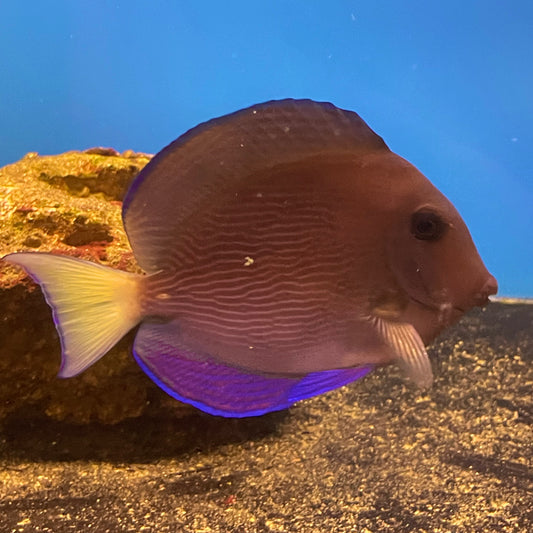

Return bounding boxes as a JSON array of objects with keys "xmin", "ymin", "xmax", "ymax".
[{"xmin": 0, "ymin": 1, "xmax": 531, "ymax": 296}]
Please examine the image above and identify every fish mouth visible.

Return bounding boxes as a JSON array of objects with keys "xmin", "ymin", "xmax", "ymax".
[
  {"xmin": 471, "ymin": 293, "xmax": 491, "ymax": 308},
  {"xmin": 472, "ymin": 276, "xmax": 498, "ymax": 307},
  {"xmin": 409, "ymin": 282, "xmax": 496, "ymax": 313}
]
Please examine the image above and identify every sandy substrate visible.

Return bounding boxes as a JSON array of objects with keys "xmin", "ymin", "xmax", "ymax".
[{"xmin": 1, "ymin": 301, "xmax": 532, "ymax": 533}]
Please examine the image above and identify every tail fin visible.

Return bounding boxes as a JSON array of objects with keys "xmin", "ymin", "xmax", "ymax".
[{"xmin": 3, "ymin": 252, "xmax": 142, "ymax": 377}]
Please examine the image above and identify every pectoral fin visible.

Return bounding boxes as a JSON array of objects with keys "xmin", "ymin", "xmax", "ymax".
[{"xmin": 371, "ymin": 316, "xmax": 433, "ymax": 388}]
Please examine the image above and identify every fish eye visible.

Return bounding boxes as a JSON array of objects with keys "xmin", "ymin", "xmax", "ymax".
[{"xmin": 410, "ymin": 210, "xmax": 446, "ymax": 241}]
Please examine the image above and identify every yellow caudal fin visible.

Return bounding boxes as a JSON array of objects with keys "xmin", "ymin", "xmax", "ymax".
[{"xmin": 3, "ymin": 252, "xmax": 142, "ymax": 377}]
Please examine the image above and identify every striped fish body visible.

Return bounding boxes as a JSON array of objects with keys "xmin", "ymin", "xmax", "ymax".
[
  {"xmin": 3, "ymin": 99, "xmax": 498, "ymax": 417},
  {"xmin": 141, "ymin": 155, "xmax": 403, "ymax": 375}
]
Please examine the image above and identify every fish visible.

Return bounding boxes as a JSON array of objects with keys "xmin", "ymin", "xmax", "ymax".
[{"xmin": 3, "ymin": 99, "xmax": 498, "ymax": 417}]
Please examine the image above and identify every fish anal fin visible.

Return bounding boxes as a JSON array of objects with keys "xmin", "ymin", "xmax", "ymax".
[{"xmin": 133, "ymin": 321, "xmax": 373, "ymax": 417}]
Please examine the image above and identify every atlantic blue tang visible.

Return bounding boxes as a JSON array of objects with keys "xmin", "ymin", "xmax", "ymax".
[{"xmin": 3, "ymin": 99, "xmax": 498, "ymax": 417}]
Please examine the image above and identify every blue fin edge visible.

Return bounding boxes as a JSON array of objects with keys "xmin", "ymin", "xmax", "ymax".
[{"xmin": 133, "ymin": 346, "xmax": 373, "ymax": 418}]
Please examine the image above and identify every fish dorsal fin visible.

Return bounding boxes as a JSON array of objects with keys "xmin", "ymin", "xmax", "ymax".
[
  {"xmin": 371, "ymin": 316, "xmax": 433, "ymax": 388},
  {"xmin": 123, "ymin": 99, "xmax": 389, "ymax": 272}
]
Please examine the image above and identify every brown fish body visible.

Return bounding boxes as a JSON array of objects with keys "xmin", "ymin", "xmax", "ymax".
[
  {"xmin": 3, "ymin": 99, "xmax": 498, "ymax": 416},
  {"xmin": 141, "ymin": 153, "xmax": 398, "ymax": 374},
  {"xmin": 140, "ymin": 147, "xmax": 490, "ymax": 376}
]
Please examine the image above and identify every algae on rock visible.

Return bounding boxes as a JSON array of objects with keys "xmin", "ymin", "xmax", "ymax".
[{"xmin": 0, "ymin": 149, "xmax": 194, "ymax": 424}]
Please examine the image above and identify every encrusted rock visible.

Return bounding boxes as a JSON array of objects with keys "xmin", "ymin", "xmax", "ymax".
[{"xmin": 0, "ymin": 149, "xmax": 195, "ymax": 424}]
